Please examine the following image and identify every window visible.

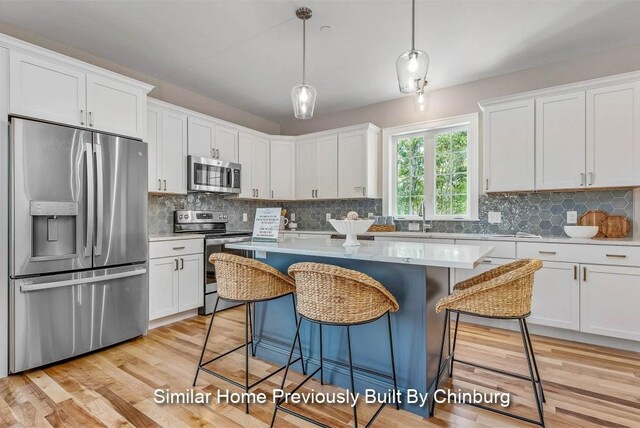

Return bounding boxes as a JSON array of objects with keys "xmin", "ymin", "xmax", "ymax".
[{"xmin": 385, "ymin": 114, "xmax": 479, "ymax": 220}]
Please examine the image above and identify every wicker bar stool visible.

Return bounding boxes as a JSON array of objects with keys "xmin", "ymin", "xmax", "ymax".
[
  {"xmin": 193, "ymin": 253, "xmax": 305, "ymax": 414},
  {"xmin": 431, "ymin": 258, "xmax": 545, "ymax": 427},
  {"xmin": 270, "ymin": 262, "xmax": 400, "ymax": 428}
]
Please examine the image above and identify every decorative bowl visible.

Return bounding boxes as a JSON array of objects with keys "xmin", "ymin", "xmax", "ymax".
[
  {"xmin": 328, "ymin": 219, "xmax": 375, "ymax": 246},
  {"xmin": 564, "ymin": 225, "xmax": 599, "ymax": 239}
]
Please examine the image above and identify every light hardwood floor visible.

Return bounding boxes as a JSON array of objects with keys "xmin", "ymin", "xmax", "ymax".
[{"xmin": 1, "ymin": 306, "xmax": 639, "ymax": 427}]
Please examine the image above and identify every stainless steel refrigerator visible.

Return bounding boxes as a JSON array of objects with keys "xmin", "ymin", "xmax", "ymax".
[{"xmin": 9, "ymin": 118, "xmax": 149, "ymax": 373}]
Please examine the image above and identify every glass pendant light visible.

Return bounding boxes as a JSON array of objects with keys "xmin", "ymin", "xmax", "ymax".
[
  {"xmin": 413, "ymin": 83, "xmax": 428, "ymax": 112},
  {"xmin": 292, "ymin": 7, "xmax": 316, "ymax": 119},
  {"xmin": 396, "ymin": 0, "xmax": 429, "ymax": 94}
]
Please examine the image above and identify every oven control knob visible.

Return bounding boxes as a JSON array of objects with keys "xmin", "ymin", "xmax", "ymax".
[
  {"xmin": 219, "ymin": 214, "xmax": 223, "ymax": 219},
  {"xmin": 223, "ymin": 215, "xmax": 228, "ymax": 219},
  {"xmin": 178, "ymin": 215, "xmax": 183, "ymax": 219},
  {"xmin": 184, "ymin": 214, "xmax": 189, "ymax": 220}
]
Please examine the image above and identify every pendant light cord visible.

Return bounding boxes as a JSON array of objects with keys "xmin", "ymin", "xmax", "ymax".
[
  {"xmin": 302, "ymin": 17, "xmax": 306, "ymax": 84},
  {"xmin": 411, "ymin": 0, "xmax": 415, "ymax": 51}
]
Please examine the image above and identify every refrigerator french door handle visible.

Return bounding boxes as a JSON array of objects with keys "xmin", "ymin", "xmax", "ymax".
[
  {"xmin": 85, "ymin": 142, "xmax": 95, "ymax": 257},
  {"xmin": 19, "ymin": 268, "xmax": 147, "ymax": 293},
  {"xmin": 94, "ymin": 142, "xmax": 104, "ymax": 256}
]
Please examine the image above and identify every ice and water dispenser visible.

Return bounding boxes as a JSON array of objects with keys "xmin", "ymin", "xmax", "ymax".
[{"xmin": 30, "ymin": 201, "xmax": 79, "ymax": 260}]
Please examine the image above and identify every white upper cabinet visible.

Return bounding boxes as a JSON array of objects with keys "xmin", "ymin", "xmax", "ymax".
[
  {"xmin": 296, "ymin": 134, "xmax": 338, "ymax": 199},
  {"xmin": 535, "ymin": 91, "xmax": 586, "ymax": 190},
  {"xmin": 482, "ymin": 99, "xmax": 535, "ymax": 192},
  {"xmin": 147, "ymin": 99, "xmax": 187, "ymax": 195},
  {"xmin": 270, "ymin": 140, "xmax": 295, "ymax": 200},
  {"xmin": 338, "ymin": 127, "xmax": 379, "ymax": 198},
  {"xmin": 9, "ymin": 49, "xmax": 150, "ymax": 139},
  {"xmin": 238, "ymin": 133, "xmax": 270, "ymax": 199},
  {"xmin": 9, "ymin": 51, "xmax": 86, "ymax": 127},
  {"xmin": 86, "ymin": 74, "xmax": 146, "ymax": 139},
  {"xmin": 586, "ymin": 81, "xmax": 640, "ymax": 188},
  {"xmin": 187, "ymin": 116, "xmax": 238, "ymax": 162}
]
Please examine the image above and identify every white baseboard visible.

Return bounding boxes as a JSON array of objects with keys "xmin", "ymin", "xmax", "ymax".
[
  {"xmin": 148, "ymin": 309, "xmax": 199, "ymax": 330},
  {"xmin": 463, "ymin": 317, "xmax": 639, "ymax": 352}
]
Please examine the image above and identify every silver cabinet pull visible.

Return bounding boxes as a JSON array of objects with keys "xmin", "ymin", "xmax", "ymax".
[
  {"xmin": 485, "ymin": 178, "xmax": 489, "ymax": 191},
  {"xmin": 579, "ymin": 172, "xmax": 585, "ymax": 186},
  {"xmin": 180, "ymin": 258, "xmax": 184, "ymax": 270},
  {"xmin": 80, "ymin": 109, "xmax": 85, "ymax": 125},
  {"xmin": 573, "ymin": 265, "xmax": 577, "ymax": 280},
  {"xmin": 606, "ymin": 254, "xmax": 627, "ymax": 258},
  {"xmin": 217, "ymin": 149, "xmax": 220, "ymax": 158},
  {"xmin": 587, "ymin": 172, "xmax": 593, "ymax": 186},
  {"xmin": 256, "ymin": 189, "xmax": 259, "ymax": 198},
  {"xmin": 272, "ymin": 190, "xmax": 274, "ymax": 198},
  {"xmin": 163, "ymin": 179, "xmax": 167, "ymax": 191},
  {"xmin": 158, "ymin": 179, "xmax": 162, "ymax": 191},
  {"xmin": 174, "ymin": 259, "xmax": 179, "ymax": 271},
  {"xmin": 172, "ymin": 246, "xmax": 185, "ymax": 250},
  {"xmin": 212, "ymin": 148, "xmax": 215, "ymax": 157},
  {"xmin": 481, "ymin": 259, "xmax": 492, "ymax": 264},
  {"xmin": 539, "ymin": 251, "xmax": 556, "ymax": 255},
  {"xmin": 583, "ymin": 266, "xmax": 587, "ymax": 281},
  {"xmin": 311, "ymin": 190, "xmax": 314, "ymax": 198},
  {"xmin": 362, "ymin": 187, "xmax": 366, "ymax": 196},
  {"xmin": 89, "ymin": 111, "xmax": 94, "ymax": 127},
  {"xmin": 316, "ymin": 189, "xmax": 319, "ymax": 198}
]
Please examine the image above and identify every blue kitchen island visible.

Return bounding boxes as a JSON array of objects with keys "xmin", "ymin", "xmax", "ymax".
[{"xmin": 226, "ymin": 236, "xmax": 493, "ymax": 417}]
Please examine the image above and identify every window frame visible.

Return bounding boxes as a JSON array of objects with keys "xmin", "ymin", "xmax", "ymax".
[{"xmin": 383, "ymin": 114, "xmax": 479, "ymax": 221}]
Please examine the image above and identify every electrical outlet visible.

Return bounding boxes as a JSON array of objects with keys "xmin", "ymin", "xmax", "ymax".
[
  {"xmin": 488, "ymin": 211, "xmax": 502, "ymax": 224},
  {"xmin": 408, "ymin": 223, "xmax": 420, "ymax": 231},
  {"xmin": 326, "ymin": 213, "xmax": 332, "ymax": 221},
  {"xmin": 291, "ymin": 213, "xmax": 296, "ymax": 222},
  {"xmin": 567, "ymin": 211, "xmax": 577, "ymax": 224},
  {"xmin": 368, "ymin": 212, "xmax": 374, "ymax": 219},
  {"xmin": 242, "ymin": 213, "xmax": 248, "ymax": 222},
  {"xmin": 255, "ymin": 250, "xmax": 267, "ymax": 259}
]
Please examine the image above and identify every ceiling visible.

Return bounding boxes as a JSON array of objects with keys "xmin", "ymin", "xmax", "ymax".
[{"xmin": 2, "ymin": 0, "xmax": 640, "ymax": 123}]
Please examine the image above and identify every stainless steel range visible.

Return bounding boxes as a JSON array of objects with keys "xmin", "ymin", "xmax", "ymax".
[{"xmin": 174, "ymin": 210, "xmax": 252, "ymax": 314}]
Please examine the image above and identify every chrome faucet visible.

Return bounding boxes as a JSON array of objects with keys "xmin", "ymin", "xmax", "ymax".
[{"xmin": 419, "ymin": 203, "xmax": 432, "ymax": 233}]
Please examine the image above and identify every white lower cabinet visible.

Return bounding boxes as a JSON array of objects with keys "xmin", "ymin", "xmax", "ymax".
[
  {"xmin": 149, "ymin": 239, "xmax": 203, "ymax": 321},
  {"xmin": 453, "ymin": 257, "xmax": 513, "ymax": 292},
  {"xmin": 528, "ymin": 261, "xmax": 580, "ymax": 330},
  {"xmin": 580, "ymin": 264, "xmax": 640, "ymax": 341}
]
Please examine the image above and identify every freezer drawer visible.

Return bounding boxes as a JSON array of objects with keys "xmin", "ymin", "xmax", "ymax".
[{"xmin": 10, "ymin": 263, "xmax": 148, "ymax": 373}]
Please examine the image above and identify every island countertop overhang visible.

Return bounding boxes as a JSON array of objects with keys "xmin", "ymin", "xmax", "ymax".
[{"xmin": 226, "ymin": 237, "xmax": 494, "ymax": 269}]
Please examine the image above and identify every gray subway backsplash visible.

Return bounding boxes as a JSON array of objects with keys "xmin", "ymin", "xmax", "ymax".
[{"xmin": 148, "ymin": 190, "xmax": 632, "ymax": 237}]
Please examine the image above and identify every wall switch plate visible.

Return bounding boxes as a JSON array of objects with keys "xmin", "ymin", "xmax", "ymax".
[
  {"xmin": 326, "ymin": 213, "xmax": 332, "ymax": 221},
  {"xmin": 255, "ymin": 250, "xmax": 267, "ymax": 259},
  {"xmin": 242, "ymin": 213, "xmax": 248, "ymax": 222},
  {"xmin": 567, "ymin": 211, "xmax": 578, "ymax": 224},
  {"xmin": 368, "ymin": 213, "xmax": 374, "ymax": 219},
  {"xmin": 408, "ymin": 223, "xmax": 420, "ymax": 231},
  {"xmin": 291, "ymin": 213, "xmax": 296, "ymax": 222},
  {"xmin": 488, "ymin": 211, "xmax": 502, "ymax": 224}
]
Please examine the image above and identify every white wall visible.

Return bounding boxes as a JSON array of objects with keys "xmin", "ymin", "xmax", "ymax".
[
  {"xmin": 280, "ymin": 42, "xmax": 640, "ymax": 135},
  {"xmin": 0, "ymin": 22, "xmax": 281, "ymax": 135},
  {"xmin": 0, "ymin": 46, "xmax": 9, "ymax": 377}
]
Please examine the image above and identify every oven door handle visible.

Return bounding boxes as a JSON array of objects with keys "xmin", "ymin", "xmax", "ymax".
[{"xmin": 206, "ymin": 237, "xmax": 252, "ymax": 245}]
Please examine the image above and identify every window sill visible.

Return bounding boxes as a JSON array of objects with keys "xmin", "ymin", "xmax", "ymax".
[{"xmin": 393, "ymin": 217, "xmax": 479, "ymax": 222}]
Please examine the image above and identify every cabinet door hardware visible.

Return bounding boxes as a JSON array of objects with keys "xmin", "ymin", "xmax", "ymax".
[
  {"xmin": 538, "ymin": 250, "xmax": 556, "ymax": 255},
  {"xmin": 587, "ymin": 172, "xmax": 593, "ymax": 185},
  {"xmin": 172, "ymin": 246, "xmax": 185, "ymax": 250},
  {"xmin": 605, "ymin": 254, "xmax": 627, "ymax": 258},
  {"xmin": 485, "ymin": 178, "xmax": 489, "ymax": 191},
  {"xmin": 180, "ymin": 258, "xmax": 184, "ymax": 270},
  {"xmin": 174, "ymin": 259, "xmax": 179, "ymax": 271},
  {"xmin": 89, "ymin": 111, "xmax": 94, "ymax": 127},
  {"xmin": 80, "ymin": 109, "xmax": 85, "ymax": 125},
  {"xmin": 481, "ymin": 259, "xmax": 492, "ymax": 264},
  {"xmin": 362, "ymin": 187, "xmax": 366, "ymax": 196},
  {"xmin": 211, "ymin": 148, "xmax": 215, "ymax": 157},
  {"xmin": 573, "ymin": 265, "xmax": 577, "ymax": 280},
  {"xmin": 272, "ymin": 190, "xmax": 274, "ymax": 198},
  {"xmin": 256, "ymin": 189, "xmax": 259, "ymax": 198},
  {"xmin": 583, "ymin": 266, "xmax": 587, "ymax": 281},
  {"xmin": 579, "ymin": 172, "xmax": 585, "ymax": 186},
  {"xmin": 163, "ymin": 180, "xmax": 167, "ymax": 191},
  {"xmin": 158, "ymin": 179, "xmax": 162, "ymax": 191}
]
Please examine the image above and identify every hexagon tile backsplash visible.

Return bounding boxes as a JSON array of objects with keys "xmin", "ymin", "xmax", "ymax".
[{"xmin": 148, "ymin": 189, "xmax": 633, "ymax": 237}]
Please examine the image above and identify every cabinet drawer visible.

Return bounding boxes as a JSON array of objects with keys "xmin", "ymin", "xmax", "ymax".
[
  {"xmin": 518, "ymin": 242, "xmax": 640, "ymax": 266},
  {"xmin": 455, "ymin": 240, "xmax": 516, "ymax": 258},
  {"xmin": 150, "ymin": 239, "xmax": 203, "ymax": 259}
]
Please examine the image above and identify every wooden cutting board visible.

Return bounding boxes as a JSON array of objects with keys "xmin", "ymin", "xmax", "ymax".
[
  {"xmin": 599, "ymin": 216, "xmax": 631, "ymax": 238},
  {"xmin": 579, "ymin": 210, "xmax": 608, "ymax": 238}
]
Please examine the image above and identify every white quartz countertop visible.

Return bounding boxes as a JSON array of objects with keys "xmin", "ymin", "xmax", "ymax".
[
  {"xmin": 149, "ymin": 233, "xmax": 204, "ymax": 242},
  {"xmin": 226, "ymin": 237, "xmax": 494, "ymax": 269},
  {"xmin": 282, "ymin": 230, "xmax": 640, "ymax": 246}
]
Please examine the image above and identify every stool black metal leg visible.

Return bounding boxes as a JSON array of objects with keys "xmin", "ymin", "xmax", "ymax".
[
  {"xmin": 386, "ymin": 312, "xmax": 400, "ymax": 411},
  {"xmin": 248, "ymin": 302, "xmax": 256, "ymax": 357},
  {"xmin": 519, "ymin": 319, "xmax": 545, "ymax": 427},
  {"xmin": 193, "ymin": 296, "xmax": 220, "ymax": 387},
  {"xmin": 319, "ymin": 323, "xmax": 324, "ymax": 385},
  {"xmin": 270, "ymin": 317, "xmax": 303, "ymax": 428},
  {"xmin": 245, "ymin": 302, "xmax": 250, "ymax": 414},
  {"xmin": 430, "ymin": 309, "xmax": 449, "ymax": 416},
  {"xmin": 346, "ymin": 326, "xmax": 358, "ymax": 428},
  {"xmin": 449, "ymin": 311, "xmax": 460, "ymax": 377},
  {"xmin": 523, "ymin": 319, "xmax": 546, "ymax": 403},
  {"xmin": 290, "ymin": 294, "xmax": 307, "ymax": 375}
]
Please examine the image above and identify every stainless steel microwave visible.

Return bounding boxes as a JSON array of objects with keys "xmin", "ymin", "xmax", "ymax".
[{"xmin": 187, "ymin": 155, "xmax": 241, "ymax": 194}]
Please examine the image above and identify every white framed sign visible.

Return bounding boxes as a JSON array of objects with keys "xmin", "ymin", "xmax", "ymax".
[{"xmin": 252, "ymin": 208, "xmax": 281, "ymax": 242}]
